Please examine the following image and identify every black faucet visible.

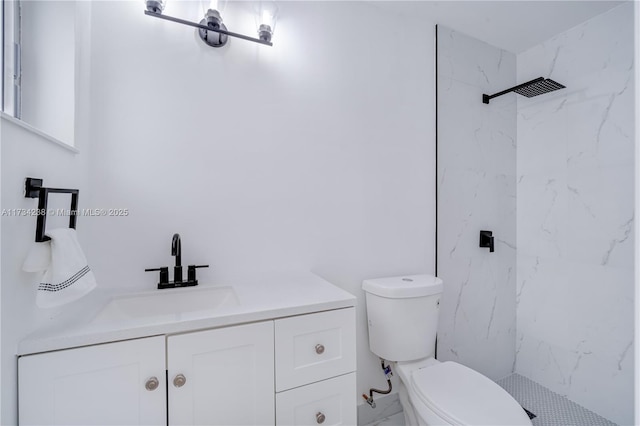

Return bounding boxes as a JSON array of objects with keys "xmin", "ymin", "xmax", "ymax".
[
  {"xmin": 171, "ymin": 233, "xmax": 183, "ymax": 282},
  {"xmin": 145, "ymin": 234, "xmax": 209, "ymax": 289}
]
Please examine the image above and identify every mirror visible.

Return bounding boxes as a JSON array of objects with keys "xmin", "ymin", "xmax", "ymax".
[{"xmin": 1, "ymin": 0, "xmax": 76, "ymax": 147}]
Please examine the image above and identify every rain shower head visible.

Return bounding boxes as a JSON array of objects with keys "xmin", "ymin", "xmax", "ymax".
[
  {"xmin": 482, "ymin": 77, "xmax": 566, "ymax": 104},
  {"xmin": 514, "ymin": 78, "xmax": 565, "ymax": 98}
]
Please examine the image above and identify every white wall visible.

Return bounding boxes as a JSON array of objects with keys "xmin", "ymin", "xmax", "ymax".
[
  {"xmin": 515, "ymin": 3, "xmax": 635, "ymax": 424},
  {"xmin": 0, "ymin": 120, "xmax": 88, "ymax": 425},
  {"xmin": 84, "ymin": 0, "xmax": 436, "ymax": 407},
  {"xmin": 0, "ymin": 3, "xmax": 91, "ymax": 421},
  {"xmin": 436, "ymin": 26, "xmax": 517, "ymax": 380},
  {"xmin": 635, "ymin": 3, "xmax": 639, "ymax": 424},
  {"xmin": 0, "ymin": 113, "xmax": 3, "ymax": 426}
]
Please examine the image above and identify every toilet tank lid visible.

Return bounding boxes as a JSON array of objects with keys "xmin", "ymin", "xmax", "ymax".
[{"xmin": 362, "ymin": 274, "xmax": 443, "ymax": 298}]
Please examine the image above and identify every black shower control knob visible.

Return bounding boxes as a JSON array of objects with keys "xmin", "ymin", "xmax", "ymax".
[{"xmin": 479, "ymin": 230, "xmax": 495, "ymax": 253}]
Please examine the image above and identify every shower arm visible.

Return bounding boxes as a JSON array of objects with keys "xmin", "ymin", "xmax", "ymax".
[{"xmin": 482, "ymin": 77, "xmax": 544, "ymax": 104}]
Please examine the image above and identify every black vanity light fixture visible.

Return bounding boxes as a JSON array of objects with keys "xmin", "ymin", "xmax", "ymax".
[{"xmin": 144, "ymin": 0, "xmax": 278, "ymax": 48}]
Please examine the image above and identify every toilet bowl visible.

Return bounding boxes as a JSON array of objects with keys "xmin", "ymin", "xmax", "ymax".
[
  {"xmin": 396, "ymin": 359, "xmax": 532, "ymax": 425},
  {"xmin": 362, "ymin": 275, "xmax": 532, "ymax": 426}
]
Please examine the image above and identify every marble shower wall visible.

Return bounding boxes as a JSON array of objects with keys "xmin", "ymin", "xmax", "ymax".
[
  {"xmin": 515, "ymin": 4, "xmax": 634, "ymax": 425},
  {"xmin": 436, "ymin": 26, "xmax": 517, "ymax": 380}
]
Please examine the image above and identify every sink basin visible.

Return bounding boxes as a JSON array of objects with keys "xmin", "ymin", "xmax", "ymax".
[{"xmin": 92, "ymin": 286, "xmax": 239, "ymax": 323}]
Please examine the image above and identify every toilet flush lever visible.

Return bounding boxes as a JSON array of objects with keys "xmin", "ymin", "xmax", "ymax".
[{"xmin": 479, "ymin": 230, "xmax": 495, "ymax": 252}]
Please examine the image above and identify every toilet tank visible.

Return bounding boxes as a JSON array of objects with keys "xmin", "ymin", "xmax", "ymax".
[{"xmin": 362, "ymin": 274, "xmax": 443, "ymax": 362}]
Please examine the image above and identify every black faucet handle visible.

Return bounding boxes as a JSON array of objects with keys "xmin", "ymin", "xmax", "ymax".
[
  {"xmin": 187, "ymin": 264, "xmax": 209, "ymax": 283},
  {"xmin": 145, "ymin": 267, "xmax": 169, "ymax": 284}
]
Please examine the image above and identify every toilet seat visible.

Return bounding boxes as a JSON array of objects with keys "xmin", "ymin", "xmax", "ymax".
[{"xmin": 409, "ymin": 361, "xmax": 531, "ymax": 425}]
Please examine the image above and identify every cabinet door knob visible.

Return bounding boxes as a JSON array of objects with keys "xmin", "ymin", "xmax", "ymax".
[
  {"xmin": 316, "ymin": 412, "xmax": 326, "ymax": 424},
  {"xmin": 173, "ymin": 374, "xmax": 187, "ymax": 388},
  {"xmin": 145, "ymin": 376, "xmax": 159, "ymax": 391},
  {"xmin": 315, "ymin": 344, "xmax": 325, "ymax": 355}
]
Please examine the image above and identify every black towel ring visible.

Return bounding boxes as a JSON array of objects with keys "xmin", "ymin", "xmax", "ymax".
[{"xmin": 24, "ymin": 178, "xmax": 79, "ymax": 242}]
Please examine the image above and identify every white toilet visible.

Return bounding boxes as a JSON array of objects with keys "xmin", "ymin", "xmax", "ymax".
[{"xmin": 362, "ymin": 274, "xmax": 532, "ymax": 426}]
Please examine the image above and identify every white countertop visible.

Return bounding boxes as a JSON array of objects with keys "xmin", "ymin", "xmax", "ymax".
[{"xmin": 18, "ymin": 271, "xmax": 356, "ymax": 356}]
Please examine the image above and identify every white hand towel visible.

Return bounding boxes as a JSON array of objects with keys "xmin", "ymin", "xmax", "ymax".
[{"xmin": 22, "ymin": 228, "xmax": 97, "ymax": 308}]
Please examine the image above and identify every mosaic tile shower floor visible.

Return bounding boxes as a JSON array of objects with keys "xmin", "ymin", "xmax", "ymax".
[
  {"xmin": 496, "ymin": 374, "xmax": 616, "ymax": 426},
  {"xmin": 364, "ymin": 373, "xmax": 618, "ymax": 426}
]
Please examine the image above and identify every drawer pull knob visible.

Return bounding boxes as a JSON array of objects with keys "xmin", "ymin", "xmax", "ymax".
[
  {"xmin": 315, "ymin": 344, "xmax": 325, "ymax": 355},
  {"xmin": 145, "ymin": 376, "xmax": 159, "ymax": 391},
  {"xmin": 173, "ymin": 374, "xmax": 187, "ymax": 388},
  {"xmin": 316, "ymin": 412, "xmax": 326, "ymax": 424}
]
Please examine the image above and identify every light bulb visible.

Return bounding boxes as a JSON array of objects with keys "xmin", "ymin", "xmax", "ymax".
[
  {"xmin": 255, "ymin": 1, "xmax": 278, "ymax": 42},
  {"xmin": 262, "ymin": 10, "xmax": 273, "ymax": 28}
]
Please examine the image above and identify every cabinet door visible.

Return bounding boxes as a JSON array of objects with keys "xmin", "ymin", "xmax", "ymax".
[
  {"xmin": 168, "ymin": 321, "xmax": 275, "ymax": 425},
  {"xmin": 18, "ymin": 336, "xmax": 166, "ymax": 425},
  {"xmin": 276, "ymin": 373, "xmax": 356, "ymax": 426}
]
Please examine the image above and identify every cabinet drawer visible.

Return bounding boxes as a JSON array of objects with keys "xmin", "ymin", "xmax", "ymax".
[
  {"xmin": 276, "ymin": 373, "xmax": 356, "ymax": 426},
  {"xmin": 275, "ymin": 308, "xmax": 355, "ymax": 391}
]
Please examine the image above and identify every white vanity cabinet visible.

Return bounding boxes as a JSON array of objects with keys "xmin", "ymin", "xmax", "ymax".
[
  {"xmin": 18, "ymin": 307, "xmax": 356, "ymax": 426},
  {"xmin": 18, "ymin": 336, "xmax": 167, "ymax": 425},
  {"xmin": 19, "ymin": 323, "xmax": 274, "ymax": 426}
]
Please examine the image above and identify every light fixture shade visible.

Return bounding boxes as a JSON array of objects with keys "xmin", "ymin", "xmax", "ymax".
[
  {"xmin": 145, "ymin": 0, "xmax": 167, "ymax": 13},
  {"xmin": 254, "ymin": 1, "xmax": 278, "ymax": 42},
  {"xmin": 201, "ymin": 0, "xmax": 227, "ymax": 15}
]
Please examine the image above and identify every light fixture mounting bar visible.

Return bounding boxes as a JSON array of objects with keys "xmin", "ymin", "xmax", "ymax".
[{"xmin": 144, "ymin": 10, "xmax": 273, "ymax": 47}]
